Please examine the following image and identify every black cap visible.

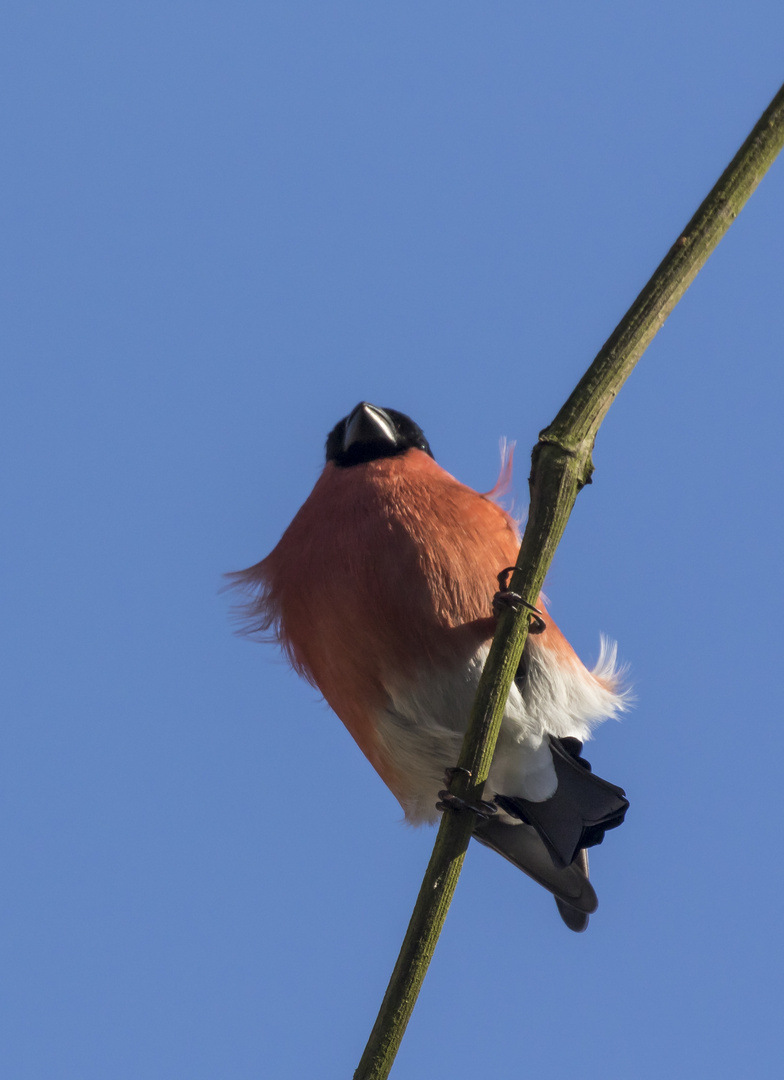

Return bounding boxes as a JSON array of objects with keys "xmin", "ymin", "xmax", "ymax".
[{"xmin": 325, "ymin": 402, "xmax": 434, "ymax": 467}]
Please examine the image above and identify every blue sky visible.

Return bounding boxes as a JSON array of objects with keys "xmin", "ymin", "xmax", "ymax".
[{"xmin": 3, "ymin": 4, "xmax": 784, "ymax": 1078}]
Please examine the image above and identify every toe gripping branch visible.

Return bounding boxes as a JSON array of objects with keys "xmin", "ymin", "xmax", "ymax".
[
  {"xmin": 493, "ymin": 567, "xmax": 546, "ymax": 634},
  {"xmin": 436, "ymin": 767, "xmax": 498, "ymax": 820}
]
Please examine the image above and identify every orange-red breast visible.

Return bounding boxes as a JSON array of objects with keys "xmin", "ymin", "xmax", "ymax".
[{"xmin": 230, "ymin": 402, "xmax": 629, "ymax": 931}]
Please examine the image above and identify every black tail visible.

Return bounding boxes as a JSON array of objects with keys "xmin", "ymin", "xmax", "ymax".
[
  {"xmin": 494, "ymin": 736, "xmax": 629, "ymax": 870},
  {"xmin": 473, "ymin": 819, "xmax": 595, "ymax": 932},
  {"xmin": 475, "ymin": 736, "xmax": 628, "ymax": 931}
]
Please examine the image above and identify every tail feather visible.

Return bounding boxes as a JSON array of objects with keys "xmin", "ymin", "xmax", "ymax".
[
  {"xmin": 473, "ymin": 818, "xmax": 597, "ymax": 931},
  {"xmin": 554, "ymin": 851, "xmax": 592, "ymax": 932},
  {"xmin": 495, "ymin": 736, "xmax": 629, "ymax": 870},
  {"xmin": 475, "ymin": 737, "xmax": 628, "ymax": 932}
]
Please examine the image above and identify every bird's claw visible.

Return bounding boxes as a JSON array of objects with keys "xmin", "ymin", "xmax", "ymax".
[
  {"xmin": 493, "ymin": 568, "xmax": 546, "ymax": 633},
  {"xmin": 436, "ymin": 791, "xmax": 498, "ymax": 818},
  {"xmin": 436, "ymin": 767, "xmax": 498, "ymax": 819},
  {"xmin": 443, "ymin": 766, "xmax": 471, "ymax": 785}
]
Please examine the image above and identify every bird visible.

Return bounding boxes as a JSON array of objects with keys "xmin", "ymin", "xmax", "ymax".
[{"xmin": 229, "ymin": 401, "xmax": 629, "ymax": 931}]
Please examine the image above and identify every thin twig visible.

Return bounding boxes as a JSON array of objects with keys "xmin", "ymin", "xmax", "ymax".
[{"xmin": 354, "ymin": 80, "xmax": 784, "ymax": 1080}]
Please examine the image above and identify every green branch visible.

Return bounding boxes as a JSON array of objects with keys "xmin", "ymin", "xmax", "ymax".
[{"xmin": 354, "ymin": 80, "xmax": 784, "ymax": 1080}]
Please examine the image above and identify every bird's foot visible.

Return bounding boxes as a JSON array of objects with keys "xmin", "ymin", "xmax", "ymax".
[
  {"xmin": 436, "ymin": 767, "xmax": 498, "ymax": 819},
  {"xmin": 492, "ymin": 567, "xmax": 546, "ymax": 633}
]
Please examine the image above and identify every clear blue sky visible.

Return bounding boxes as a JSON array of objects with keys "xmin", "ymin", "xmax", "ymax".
[{"xmin": 3, "ymin": 4, "xmax": 783, "ymax": 1078}]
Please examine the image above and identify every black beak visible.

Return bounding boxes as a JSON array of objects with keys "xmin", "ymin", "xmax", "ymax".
[{"xmin": 343, "ymin": 402, "xmax": 398, "ymax": 456}]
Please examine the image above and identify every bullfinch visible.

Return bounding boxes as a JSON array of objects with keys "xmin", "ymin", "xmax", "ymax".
[{"xmin": 230, "ymin": 402, "xmax": 629, "ymax": 931}]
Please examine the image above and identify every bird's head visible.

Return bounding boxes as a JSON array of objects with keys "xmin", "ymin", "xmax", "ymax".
[{"xmin": 325, "ymin": 402, "xmax": 434, "ymax": 468}]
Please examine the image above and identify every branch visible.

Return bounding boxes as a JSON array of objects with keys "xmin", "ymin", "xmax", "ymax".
[{"xmin": 354, "ymin": 80, "xmax": 784, "ymax": 1080}]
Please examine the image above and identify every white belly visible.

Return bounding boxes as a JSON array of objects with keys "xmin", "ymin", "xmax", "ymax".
[{"xmin": 375, "ymin": 637, "xmax": 627, "ymax": 824}]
